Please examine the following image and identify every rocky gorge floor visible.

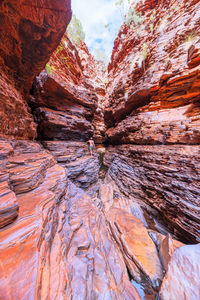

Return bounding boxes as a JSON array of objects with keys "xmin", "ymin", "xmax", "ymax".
[
  {"xmin": 0, "ymin": 139, "xmax": 199, "ymax": 299},
  {"xmin": 0, "ymin": 0, "xmax": 200, "ymax": 299}
]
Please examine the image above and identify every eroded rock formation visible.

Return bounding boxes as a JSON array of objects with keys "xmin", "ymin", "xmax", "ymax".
[
  {"xmin": 105, "ymin": 0, "xmax": 200, "ymax": 244},
  {"xmin": 31, "ymin": 34, "xmax": 106, "ymax": 142},
  {"xmin": 104, "ymin": 145, "xmax": 200, "ymax": 243},
  {"xmin": 0, "ymin": 0, "xmax": 72, "ymax": 139},
  {"xmin": 106, "ymin": 0, "xmax": 200, "ymax": 145},
  {"xmin": 0, "ymin": 141, "xmax": 141, "ymax": 299},
  {"xmin": 0, "ymin": 0, "xmax": 200, "ymax": 299}
]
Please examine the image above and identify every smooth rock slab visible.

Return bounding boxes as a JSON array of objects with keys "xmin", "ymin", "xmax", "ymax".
[
  {"xmin": 159, "ymin": 244, "xmax": 200, "ymax": 300},
  {"xmin": 108, "ymin": 207, "xmax": 163, "ymax": 293},
  {"xmin": 159, "ymin": 234, "xmax": 184, "ymax": 271}
]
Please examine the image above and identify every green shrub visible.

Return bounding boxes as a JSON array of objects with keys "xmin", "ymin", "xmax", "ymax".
[
  {"xmin": 186, "ymin": 33, "xmax": 197, "ymax": 43},
  {"xmin": 125, "ymin": 7, "xmax": 143, "ymax": 27},
  {"xmin": 185, "ymin": 32, "xmax": 199, "ymax": 50},
  {"xmin": 142, "ymin": 43, "xmax": 148, "ymax": 59},
  {"xmin": 45, "ymin": 63, "xmax": 53, "ymax": 75},
  {"xmin": 56, "ymin": 42, "xmax": 65, "ymax": 54},
  {"xmin": 61, "ymin": 56, "xmax": 71, "ymax": 69},
  {"xmin": 67, "ymin": 14, "xmax": 85, "ymax": 46},
  {"xmin": 150, "ymin": 9, "xmax": 156, "ymax": 22}
]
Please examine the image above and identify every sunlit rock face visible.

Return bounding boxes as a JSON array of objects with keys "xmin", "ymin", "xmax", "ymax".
[
  {"xmin": 104, "ymin": 0, "xmax": 200, "ymax": 244},
  {"xmin": 0, "ymin": 0, "xmax": 200, "ymax": 299},
  {"xmin": 0, "ymin": 140, "xmax": 141, "ymax": 300},
  {"xmin": 105, "ymin": 0, "xmax": 200, "ymax": 145},
  {"xmin": 0, "ymin": 0, "xmax": 72, "ymax": 139},
  {"xmin": 30, "ymin": 35, "xmax": 106, "ymax": 142}
]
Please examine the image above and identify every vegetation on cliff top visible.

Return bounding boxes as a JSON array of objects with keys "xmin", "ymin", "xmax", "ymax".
[
  {"xmin": 67, "ymin": 14, "xmax": 85, "ymax": 46},
  {"xmin": 45, "ymin": 14, "xmax": 85, "ymax": 75}
]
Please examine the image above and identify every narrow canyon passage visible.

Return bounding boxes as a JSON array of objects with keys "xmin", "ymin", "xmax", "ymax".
[{"xmin": 0, "ymin": 0, "xmax": 200, "ymax": 299}]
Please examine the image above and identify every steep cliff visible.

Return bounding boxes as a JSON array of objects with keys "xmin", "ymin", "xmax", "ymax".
[
  {"xmin": 0, "ymin": 0, "xmax": 71, "ymax": 139},
  {"xmin": 104, "ymin": 0, "xmax": 200, "ymax": 244},
  {"xmin": 106, "ymin": 0, "xmax": 200, "ymax": 145},
  {"xmin": 30, "ymin": 34, "xmax": 106, "ymax": 142}
]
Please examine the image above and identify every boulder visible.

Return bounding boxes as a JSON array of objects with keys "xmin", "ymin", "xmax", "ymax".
[
  {"xmin": 108, "ymin": 207, "xmax": 164, "ymax": 293},
  {"xmin": 159, "ymin": 244, "xmax": 200, "ymax": 300},
  {"xmin": 159, "ymin": 234, "xmax": 184, "ymax": 271}
]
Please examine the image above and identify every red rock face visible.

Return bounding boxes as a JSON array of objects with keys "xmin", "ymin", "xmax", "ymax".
[
  {"xmin": 43, "ymin": 141, "xmax": 100, "ymax": 188},
  {"xmin": 0, "ymin": 0, "xmax": 200, "ymax": 298},
  {"xmin": 0, "ymin": 74, "xmax": 37, "ymax": 140},
  {"xmin": 0, "ymin": 140, "xmax": 142, "ymax": 299},
  {"xmin": 136, "ymin": 0, "xmax": 159, "ymax": 13},
  {"xmin": 106, "ymin": 0, "xmax": 200, "ymax": 145},
  {"xmin": 31, "ymin": 35, "xmax": 106, "ymax": 142},
  {"xmin": 0, "ymin": 0, "xmax": 72, "ymax": 139},
  {"xmin": 103, "ymin": 0, "xmax": 200, "ymax": 248},
  {"xmin": 104, "ymin": 145, "xmax": 200, "ymax": 243}
]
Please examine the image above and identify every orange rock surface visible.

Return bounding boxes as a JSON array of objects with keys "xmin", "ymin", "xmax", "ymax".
[
  {"xmin": 108, "ymin": 207, "xmax": 163, "ymax": 293},
  {"xmin": 30, "ymin": 34, "xmax": 106, "ymax": 142},
  {"xmin": 0, "ymin": 0, "xmax": 200, "ymax": 298},
  {"xmin": 0, "ymin": 140, "xmax": 141, "ymax": 299},
  {"xmin": 105, "ymin": 0, "xmax": 200, "ymax": 145},
  {"xmin": 159, "ymin": 234, "xmax": 184, "ymax": 271}
]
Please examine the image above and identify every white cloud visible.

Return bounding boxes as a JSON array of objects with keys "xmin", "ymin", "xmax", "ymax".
[{"xmin": 71, "ymin": 0, "xmax": 129, "ymax": 62}]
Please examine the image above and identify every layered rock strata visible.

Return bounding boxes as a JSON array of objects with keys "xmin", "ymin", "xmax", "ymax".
[
  {"xmin": 43, "ymin": 141, "xmax": 100, "ymax": 188},
  {"xmin": 0, "ymin": 0, "xmax": 72, "ymax": 139},
  {"xmin": 104, "ymin": 145, "xmax": 200, "ymax": 243},
  {"xmin": 103, "ymin": 0, "xmax": 200, "ymax": 247},
  {"xmin": 105, "ymin": 0, "xmax": 200, "ymax": 144},
  {"xmin": 0, "ymin": 140, "xmax": 142, "ymax": 299},
  {"xmin": 31, "ymin": 35, "xmax": 106, "ymax": 142},
  {"xmin": 0, "ymin": 0, "xmax": 200, "ymax": 298},
  {"xmin": 1, "ymin": 139, "xmax": 196, "ymax": 299}
]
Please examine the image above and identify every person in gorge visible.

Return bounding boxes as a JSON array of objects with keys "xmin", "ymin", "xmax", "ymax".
[{"xmin": 88, "ymin": 138, "xmax": 95, "ymax": 157}]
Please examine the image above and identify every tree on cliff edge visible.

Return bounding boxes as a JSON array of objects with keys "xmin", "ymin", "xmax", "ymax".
[{"xmin": 67, "ymin": 14, "xmax": 85, "ymax": 46}]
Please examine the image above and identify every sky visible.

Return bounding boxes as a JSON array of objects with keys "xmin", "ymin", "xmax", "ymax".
[{"xmin": 71, "ymin": 0, "xmax": 131, "ymax": 63}]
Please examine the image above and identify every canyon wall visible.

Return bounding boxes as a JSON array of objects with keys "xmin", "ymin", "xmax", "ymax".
[
  {"xmin": 0, "ymin": 0, "xmax": 71, "ymax": 139},
  {"xmin": 0, "ymin": 0, "xmax": 200, "ymax": 299},
  {"xmin": 106, "ymin": 0, "xmax": 200, "ymax": 145},
  {"xmin": 105, "ymin": 0, "xmax": 200, "ymax": 243},
  {"xmin": 30, "ymin": 34, "xmax": 106, "ymax": 142},
  {"xmin": 29, "ymin": 34, "xmax": 106, "ymax": 188},
  {"xmin": 0, "ymin": 1, "xmax": 140, "ymax": 299},
  {"xmin": 0, "ymin": 140, "xmax": 141, "ymax": 299}
]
